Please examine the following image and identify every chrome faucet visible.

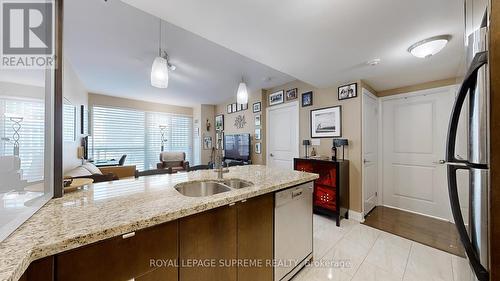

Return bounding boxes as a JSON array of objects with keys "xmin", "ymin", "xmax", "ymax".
[{"xmin": 215, "ymin": 131, "xmax": 228, "ymax": 179}]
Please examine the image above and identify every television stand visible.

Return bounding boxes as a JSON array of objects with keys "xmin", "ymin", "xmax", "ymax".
[{"xmin": 224, "ymin": 159, "xmax": 251, "ymax": 166}]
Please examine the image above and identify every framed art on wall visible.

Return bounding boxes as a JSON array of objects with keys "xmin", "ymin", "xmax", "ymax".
[
  {"xmin": 269, "ymin": 90, "xmax": 285, "ymax": 106},
  {"xmin": 255, "ymin": 143, "xmax": 261, "ymax": 154},
  {"xmin": 310, "ymin": 106, "xmax": 342, "ymax": 138},
  {"xmin": 338, "ymin": 83, "xmax": 357, "ymax": 100},
  {"xmin": 227, "ymin": 104, "xmax": 232, "ymax": 114},
  {"xmin": 302, "ymin": 91, "xmax": 313, "ymax": 107},
  {"xmin": 215, "ymin": 114, "xmax": 224, "ymax": 131},
  {"xmin": 253, "ymin": 102, "xmax": 261, "ymax": 113},
  {"xmin": 255, "ymin": 114, "xmax": 261, "ymax": 127},
  {"xmin": 286, "ymin": 88, "xmax": 298, "ymax": 101},
  {"xmin": 255, "ymin": 128, "xmax": 261, "ymax": 140},
  {"xmin": 232, "ymin": 103, "xmax": 237, "ymax": 113}
]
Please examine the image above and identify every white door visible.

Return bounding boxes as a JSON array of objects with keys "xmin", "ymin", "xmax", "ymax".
[
  {"xmin": 363, "ymin": 90, "xmax": 379, "ymax": 215},
  {"xmin": 266, "ymin": 102, "xmax": 299, "ymax": 169},
  {"xmin": 382, "ymin": 87, "xmax": 456, "ymax": 220}
]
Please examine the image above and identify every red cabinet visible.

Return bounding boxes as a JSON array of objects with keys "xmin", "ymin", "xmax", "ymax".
[{"xmin": 294, "ymin": 158, "xmax": 349, "ymax": 226}]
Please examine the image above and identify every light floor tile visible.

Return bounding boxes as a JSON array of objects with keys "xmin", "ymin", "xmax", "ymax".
[
  {"xmin": 405, "ymin": 242, "xmax": 454, "ymax": 281},
  {"xmin": 342, "ymin": 224, "xmax": 381, "ymax": 250},
  {"xmin": 451, "ymin": 255, "xmax": 473, "ymax": 281},
  {"xmin": 351, "ymin": 262, "xmax": 402, "ymax": 281},
  {"xmin": 364, "ymin": 236, "xmax": 410, "ymax": 280},
  {"xmin": 324, "ymin": 237, "xmax": 371, "ymax": 276}
]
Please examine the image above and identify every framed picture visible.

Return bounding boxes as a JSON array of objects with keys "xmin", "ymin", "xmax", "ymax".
[
  {"xmin": 302, "ymin": 91, "xmax": 313, "ymax": 107},
  {"xmin": 255, "ymin": 114, "xmax": 261, "ymax": 127},
  {"xmin": 203, "ymin": 136, "xmax": 213, "ymax": 150},
  {"xmin": 242, "ymin": 103, "xmax": 248, "ymax": 110},
  {"xmin": 255, "ymin": 128, "xmax": 261, "ymax": 140},
  {"xmin": 238, "ymin": 103, "xmax": 243, "ymax": 111},
  {"xmin": 338, "ymin": 83, "xmax": 357, "ymax": 100},
  {"xmin": 232, "ymin": 103, "xmax": 237, "ymax": 113},
  {"xmin": 253, "ymin": 102, "xmax": 261, "ymax": 113},
  {"xmin": 269, "ymin": 90, "xmax": 285, "ymax": 106},
  {"xmin": 310, "ymin": 106, "xmax": 342, "ymax": 138},
  {"xmin": 215, "ymin": 114, "xmax": 224, "ymax": 131},
  {"xmin": 286, "ymin": 88, "xmax": 298, "ymax": 101},
  {"xmin": 255, "ymin": 143, "xmax": 261, "ymax": 154},
  {"xmin": 227, "ymin": 104, "xmax": 232, "ymax": 114}
]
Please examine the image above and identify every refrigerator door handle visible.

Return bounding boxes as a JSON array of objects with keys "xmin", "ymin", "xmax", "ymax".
[
  {"xmin": 446, "ymin": 51, "xmax": 488, "ymax": 164},
  {"xmin": 447, "ymin": 164, "xmax": 489, "ymax": 281}
]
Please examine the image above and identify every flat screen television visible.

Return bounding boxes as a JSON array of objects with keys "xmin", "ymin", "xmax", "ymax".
[{"xmin": 224, "ymin": 133, "xmax": 251, "ymax": 161}]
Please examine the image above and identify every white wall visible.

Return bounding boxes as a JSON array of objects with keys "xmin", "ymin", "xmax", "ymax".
[{"xmin": 62, "ymin": 58, "xmax": 89, "ymax": 173}]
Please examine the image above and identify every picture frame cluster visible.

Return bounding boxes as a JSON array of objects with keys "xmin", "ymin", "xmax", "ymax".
[
  {"xmin": 253, "ymin": 101, "xmax": 262, "ymax": 154},
  {"xmin": 226, "ymin": 102, "xmax": 248, "ymax": 114}
]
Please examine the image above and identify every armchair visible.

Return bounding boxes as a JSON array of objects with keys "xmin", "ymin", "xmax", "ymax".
[{"xmin": 157, "ymin": 152, "xmax": 189, "ymax": 172}]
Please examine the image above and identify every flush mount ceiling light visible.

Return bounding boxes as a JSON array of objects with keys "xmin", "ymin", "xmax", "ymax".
[
  {"xmin": 408, "ymin": 35, "xmax": 451, "ymax": 58},
  {"xmin": 151, "ymin": 20, "xmax": 176, "ymax": 89},
  {"xmin": 236, "ymin": 77, "xmax": 248, "ymax": 104},
  {"xmin": 366, "ymin": 58, "xmax": 381, "ymax": 66}
]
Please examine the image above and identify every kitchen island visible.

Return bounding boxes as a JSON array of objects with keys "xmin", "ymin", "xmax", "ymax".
[{"xmin": 0, "ymin": 165, "xmax": 318, "ymax": 281}]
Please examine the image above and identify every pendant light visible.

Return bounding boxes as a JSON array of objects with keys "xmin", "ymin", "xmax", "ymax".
[
  {"xmin": 151, "ymin": 20, "xmax": 173, "ymax": 88},
  {"xmin": 236, "ymin": 77, "xmax": 248, "ymax": 104}
]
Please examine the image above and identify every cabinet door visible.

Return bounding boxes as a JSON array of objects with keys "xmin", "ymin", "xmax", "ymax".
[
  {"xmin": 237, "ymin": 194, "xmax": 274, "ymax": 281},
  {"xmin": 179, "ymin": 205, "xmax": 237, "ymax": 281},
  {"xmin": 19, "ymin": 257, "xmax": 54, "ymax": 281},
  {"xmin": 56, "ymin": 221, "xmax": 178, "ymax": 281}
]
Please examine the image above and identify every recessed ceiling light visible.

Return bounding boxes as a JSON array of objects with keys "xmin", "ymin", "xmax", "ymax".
[
  {"xmin": 408, "ymin": 35, "xmax": 451, "ymax": 58},
  {"xmin": 366, "ymin": 58, "xmax": 381, "ymax": 66}
]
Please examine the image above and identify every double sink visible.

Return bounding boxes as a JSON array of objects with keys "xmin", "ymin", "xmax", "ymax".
[{"xmin": 174, "ymin": 179, "xmax": 253, "ymax": 197}]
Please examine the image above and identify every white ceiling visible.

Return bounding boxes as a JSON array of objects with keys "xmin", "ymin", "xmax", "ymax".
[
  {"xmin": 64, "ymin": 0, "xmax": 294, "ymax": 107},
  {"xmin": 122, "ymin": 0, "xmax": 465, "ymax": 91}
]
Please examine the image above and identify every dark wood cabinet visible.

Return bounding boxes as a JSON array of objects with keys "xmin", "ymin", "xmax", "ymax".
[
  {"xmin": 237, "ymin": 194, "xmax": 274, "ymax": 281},
  {"xmin": 294, "ymin": 158, "xmax": 349, "ymax": 226},
  {"xmin": 56, "ymin": 221, "xmax": 178, "ymax": 281},
  {"xmin": 18, "ymin": 257, "xmax": 53, "ymax": 281},
  {"xmin": 19, "ymin": 194, "xmax": 275, "ymax": 281},
  {"xmin": 179, "ymin": 204, "xmax": 238, "ymax": 281}
]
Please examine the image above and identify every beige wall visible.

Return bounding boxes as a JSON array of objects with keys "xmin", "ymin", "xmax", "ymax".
[
  {"xmin": 62, "ymin": 58, "xmax": 89, "ymax": 173},
  {"xmin": 267, "ymin": 80, "xmax": 366, "ymax": 213},
  {"xmin": 193, "ymin": 104, "xmax": 216, "ymax": 165},
  {"xmin": 215, "ymin": 89, "xmax": 266, "ymax": 165},
  {"xmin": 88, "ymin": 93, "xmax": 193, "ymax": 116},
  {"xmin": 0, "ymin": 81, "xmax": 44, "ymax": 99}
]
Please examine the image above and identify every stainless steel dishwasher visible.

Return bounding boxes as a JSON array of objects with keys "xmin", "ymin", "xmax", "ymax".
[{"xmin": 274, "ymin": 181, "xmax": 313, "ymax": 281}]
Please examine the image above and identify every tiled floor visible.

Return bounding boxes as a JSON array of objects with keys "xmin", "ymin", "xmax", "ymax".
[{"xmin": 292, "ymin": 215, "xmax": 473, "ymax": 281}]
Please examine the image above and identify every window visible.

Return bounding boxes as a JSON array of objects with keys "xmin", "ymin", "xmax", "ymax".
[
  {"xmin": 63, "ymin": 103, "xmax": 76, "ymax": 142},
  {"xmin": 91, "ymin": 106, "xmax": 193, "ymax": 171},
  {"xmin": 0, "ymin": 97, "xmax": 45, "ymax": 182}
]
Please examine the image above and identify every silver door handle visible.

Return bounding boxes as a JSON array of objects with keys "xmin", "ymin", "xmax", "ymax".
[
  {"xmin": 270, "ymin": 153, "xmax": 274, "ymax": 157},
  {"xmin": 433, "ymin": 160, "xmax": 446, "ymax": 165},
  {"xmin": 363, "ymin": 159, "xmax": 371, "ymax": 164}
]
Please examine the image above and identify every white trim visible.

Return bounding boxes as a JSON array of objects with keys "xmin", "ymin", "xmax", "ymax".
[
  {"xmin": 348, "ymin": 210, "xmax": 365, "ymax": 223},
  {"xmin": 265, "ymin": 101, "xmax": 300, "ymax": 167},
  {"xmin": 361, "ymin": 88, "xmax": 380, "ymax": 216}
]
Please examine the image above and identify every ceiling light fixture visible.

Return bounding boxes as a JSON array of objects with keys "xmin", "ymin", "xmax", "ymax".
[
  {"xmin": 236, "ymin": 77, "xmax": 248, "ymax": 104},
  {"xmin": 151, "ymin": 19, "xmax": 175, "ymax": 88},
  {"xmin": 408, "ymin": 35, "xmax": 451, "ymax": 58},
  {"xmin": 366, "ymin": 58, "xmax": 381, "ymax": 66}
]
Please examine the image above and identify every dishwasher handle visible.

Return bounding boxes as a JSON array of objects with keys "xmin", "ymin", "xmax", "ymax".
[{"xmin": 292, "ymin": 189, "xmax": 304, "ymax": 199}]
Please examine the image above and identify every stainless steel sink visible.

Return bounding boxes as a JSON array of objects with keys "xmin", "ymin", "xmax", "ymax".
[
  {"xmin": 220, "ymin": 179, "xmax": 253, "ymax": 189},
  {"xmin": 174, "ymin": 181, "xmax": 231, "ymax": 197}
]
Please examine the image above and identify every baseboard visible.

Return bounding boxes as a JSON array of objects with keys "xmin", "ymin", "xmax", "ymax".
[{"xmin": 348, "ymin": 210, "xmax": 365, "ymax": 223}]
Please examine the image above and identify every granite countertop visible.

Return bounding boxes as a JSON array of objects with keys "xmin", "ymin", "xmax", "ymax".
[{"xmin": 0, "ymin": 165, "xmax": 318, "ymax": 281}]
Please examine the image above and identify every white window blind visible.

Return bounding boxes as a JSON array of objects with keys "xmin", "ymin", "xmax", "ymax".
[
  {"xmin": 91, "ymin": 106, "xmax": 193, "ymax": 171},
  {"xmin": 0, "ymin": 98, "xmax": 45, "ymax": 182},
  {"xmin": 63, "ymin": 104, "xmax": 75, "ymax": 142}
]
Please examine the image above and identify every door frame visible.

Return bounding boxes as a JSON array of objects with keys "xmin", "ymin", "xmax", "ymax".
[
  {"xmin": 361, "ymin": 88, "xmax": 382, "ymax": 216},
  {"xmin": 379, "ymin": 85, "xmax": 458, "ymax": 220},
  {"xmin": 266, "ymin": 101, "xmax": 300, "ymax": 167}
]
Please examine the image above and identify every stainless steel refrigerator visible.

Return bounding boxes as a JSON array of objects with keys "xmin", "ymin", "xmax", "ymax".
[{"xmin": 446, "ymin": 4, "xmax": 490, "ymax": 281}]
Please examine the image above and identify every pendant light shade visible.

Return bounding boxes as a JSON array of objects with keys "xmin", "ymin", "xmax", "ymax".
[
  {"xmin": 151, "ymin": 56, "xmax": 169, "ymax": 88},
  {"xmin": 237, "ymin": 81, "xmax": 248, "ymax": 104}
]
